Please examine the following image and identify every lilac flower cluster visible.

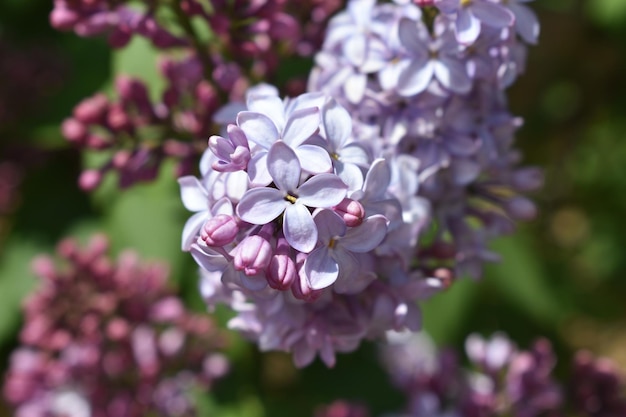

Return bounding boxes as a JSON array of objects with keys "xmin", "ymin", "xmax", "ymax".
[
  {"xmin": 3, "ymin": 235, "xmax": 228, "ymax": 417},
  {"xmin": 377, "ymin": 331, "xmax": 626, "ymax": 417},
  {"xmin": 178, "ymin": 0, "xmax": 542, "ymax": 367},
  {"xmin": 309, "ymin": 0, "xmax": 542, "ymax": 278},
  {"xmin": 54, "ymin": 0, "xmax": 343, "ymax": 190},
  {"xmin": 62, "ymin": 68, "xmax": 224, "ymax": 190},
  {"xmin": 179, "ymin": 85, "xmax": 446, "ymax": 367}
]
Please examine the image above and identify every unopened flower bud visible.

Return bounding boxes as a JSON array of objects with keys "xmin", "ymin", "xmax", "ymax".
[
  {"xmin": 267, "ymin": 239, "xmax": 296, "ymax": 290},
  {"xmin": 233, "ymin": 235, "xmax": 272, "ymax": 276},
  {"xmin": 512, "ymin": 167, "xmax": 544, "ymax": 191},
  {"xmin": 61, "ymin": 118, "xmax": 87, "ymax": 144},
  {"xmin": 506, "ymin": 196, "xmax": 537, "ymax": 221},
  {"xmin": 49, "ymin": 7, "xmax": 80, "ymax": 30},
  {"xmin": 78, "ymin": 169, "xmax": 103, "ymax": 191},
  {"xmin": 332, "ymin": 198, "xmax": 365, "ymax": 227},
  {"xmin": 73, "ymin": 94, "xmax": 109, "ymax": 124},
  {"xmin": 201, "ymin": 215, "xmax": 239, "ymax": 247}
]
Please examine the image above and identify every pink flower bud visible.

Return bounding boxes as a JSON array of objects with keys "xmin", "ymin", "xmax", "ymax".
[
  {"xmin": 78, "ymin": 169, "xmax": 103, "ymax": 191},
  {"xmin": 49, "ymin": 7, "xmax": 80, "ymax": 30},
  {"xmin": 267, "ymin": 239, "xmax": 296, "ymax": 291},
  {"xmin": 332, "ymin": 198, "xmax": 365, "ymax": 227},
  {"xmin": 107, "ymin": 104, "xmax": 132, "ymax": 131},
  {"xmin": 233, "ymin": 235, "xmax": 272, "ymax": 276},
  {"xmin": 200, "ymin": 215, "xmax": 239, "ymax": 247},
  {"xmin": 61, "ymin": 118, "xmax": 87, "ymax": 144},
  {"xmin": 73, "ymin": 94, "xmax": 109, "ymax": 124}
]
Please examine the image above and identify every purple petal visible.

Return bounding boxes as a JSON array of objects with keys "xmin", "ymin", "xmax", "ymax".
[
  {"xmin": 313, "ymin": 209, "xmax": 347, "ymax": 243},
  {"xmin": 451, "ymin": 158, "xmax": 480, "ymax": 185},
  {"xmin": 267, "ymin": 141, "xmax": 301, "ymax": 192},
  {"xmin": 340, "ymin": 143, "xmax": 370, "ymax": 166},
  {"xmin": 455, "ymin": 7, "xmax": 481, "ymax": 45},
  {"xmin": 344, "ymin": 72, "xmax": 367, "ymax": 104},
  {"xmin": 436, "ymin": 0, "xmax": 460, "ymax": 14},
  {"xmin": 471, "ymin": 1, "xmax": 514, "ymax": 28},
  {"xmin": 434, "ymin": 57, "xmax": 472, "ymax": 94},
  {"xmin": 397, "ymin": 59, "xmax": 434, "ymax": 97},
  {"xmin": 333, "ymin": 249, "xmax": 363, "ymax": 292},
  {"xmin": 227, "ymin": 124, "xmax": 249, "ymax": 148},
  {"xmin": 363, "ymin": 159, "xmax": 391, "ymax": 200},
  {"xmin": 247, "ymin": 152, "xmax": 272, "ymax": 186},
  {"xmin": 178, "ymin": 176, "xmax": 207, "ymax": 212},
  {"xmin": 343, "ymin": 33, "xmax": 367, "ymax": 67},
  {"xmin": 323, "ymin": 99, "xmax": 352, "ymax": 150},
  {"xmin": 238, "ymin": 271, "xmax": 269, "ymax": 291},
  {"xmin": 245, "ymin": 94, "xmax": 286, "ymax": 131},
  {"xmin": 283, "ymin": 203, "xmax": 318, "ymax": 253},
  {"xmin": 236, "ymin": 187, "xmax": 286, "ymax": 224},
  {"xmin": 237, "ymin": 111, "xmax": 279, "ymax": 149},
  {"xmin": 286, "ymin": 91, "xmax": 326, "ymax": 114},
  {"xmin": 340, "ymin": 214, "xmax": 388, "ymax": 253},
  {"xmin": 297, "ymin": 174, "xmax": 348, "ymax": 208},
  {"xmin": 335, "ymin": 161, "xmax": 364, "ymax": 192},
  {"xmin": 304, "ymin": 247, "xmax": 339, "ymax": 290},
  {"xmin": 208, "ymin": 135, "xmax": 234, "ymax": 161},
  {"xmin": 295, "ymin": 145, "xmax": 333, "ymax": 174},
  {"xmin": 510, "ymin": 3, "xmax": 539, "ymax": 44},
  {"xmin": 190, "ymin": 243, "xmax": 228, "ymax": 273},
  {"xmin": 182, "ymin": 211, "xmax": 207, "ymax": 250},
  {"xmin": 398, "ymin": 18, "xmax": 429, "ymax": 57},
  {"xmin": 282, "ymin": 107, "xmax": 320, "ymax": 148}
]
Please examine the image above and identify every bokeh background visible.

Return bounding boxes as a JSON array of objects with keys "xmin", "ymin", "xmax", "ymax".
[{"xmin": 1, "ymin": 0, "xmax": 626, "ymax": 415}]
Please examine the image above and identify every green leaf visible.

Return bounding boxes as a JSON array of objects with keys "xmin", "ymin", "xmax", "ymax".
[
  {"xmin": 486, "ymin": 233, "xmax": 566, "ymax": 324},
  {"xmin": 0, "ymin": 239, "xmax": 44, "ymax": 344}
]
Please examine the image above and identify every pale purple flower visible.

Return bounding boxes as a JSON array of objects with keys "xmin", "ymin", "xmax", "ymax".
[
  {"xmin": 237, "ymin": 90, "xmax": 331, "ymax": 184},
  {"xmin": 321, "ymin": 99, "xmax": 371, "ymax": 190},
  {"xmin": 305, "ymin": 209, "xmax": 387, "ymax": 290},
  {"xmin": 236, "ymin": 141, "xmax": 348, "ymax": 253},
  {"xmin": 498, "ymin": 0, "xmax": 540, "ymax": 44},
  {"xmin": 397, "ymin": 17, "xmax": 472, "ymax": 96},
  {"xmin": 435, "ymin": 0, "xmax": 515, "ymax": 45}
]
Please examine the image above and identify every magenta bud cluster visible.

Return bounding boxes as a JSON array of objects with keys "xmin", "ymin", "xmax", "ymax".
[{"xmin": 3, "ymin": 235, "xmax": 228, "ymax": 417}]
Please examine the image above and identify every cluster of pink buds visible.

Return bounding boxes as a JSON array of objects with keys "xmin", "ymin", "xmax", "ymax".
[{"xmin": 3, "ymin": 235, "xmax": 228, "ymax": 417}]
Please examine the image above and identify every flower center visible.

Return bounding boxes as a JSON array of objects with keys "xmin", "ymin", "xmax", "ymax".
[
  {"xmin": 328, "ymin": 238, "xmax": 337, "ymax": 249},
  {"xmin": 285, "ymin": 194, "xmax": 298, "ymax": 204},
  {"xmin": 461, "ymin": 0, "xmax": 472, "ymax": 6}
]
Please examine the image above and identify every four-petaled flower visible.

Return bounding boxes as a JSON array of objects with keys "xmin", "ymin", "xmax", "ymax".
[{"xmin": 236, "ymin": 141, "xmax": 348, "ymax": 253}]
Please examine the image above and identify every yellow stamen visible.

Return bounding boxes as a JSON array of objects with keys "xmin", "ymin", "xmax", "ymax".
[
  {"xmin": 461, "ymin": 0, "xmax": 472, "ymax": 6},
  {"xmin": 285, "ymin": 194, "xmax": 297, "ymax": 204},
  {"xmin": 328, "ymin": 238, "xmax": 336, "ymax": 249}
]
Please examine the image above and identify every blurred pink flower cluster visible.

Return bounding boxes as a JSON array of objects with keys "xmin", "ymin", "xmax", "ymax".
[{"xmin": 3, "ymin": 235, "xmax": 228, "ymax": 417}]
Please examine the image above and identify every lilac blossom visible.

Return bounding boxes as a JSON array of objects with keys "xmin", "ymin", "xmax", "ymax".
[
  {"xmin": 236, "ymin": 141, "xmax": 348, "ymax": 253},
  {"xmin": 310, "ymin": 0, "xmax": 542, "ymax": 281},
  {"xmin": 3, "ymin": 235, "xmax": 228, "ymax": 417},
  {"xmin": 435, "ymin": 0, "xmax": 515, "ymax": 45},
  {"xmin": 180, "ymin": 88, "xmax": 437, "ymax": 367}
]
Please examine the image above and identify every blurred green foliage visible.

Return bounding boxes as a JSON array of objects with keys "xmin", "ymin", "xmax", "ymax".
[{"xmin": 1, "ymin": 0, "xmax": 626, "ymax": 416}]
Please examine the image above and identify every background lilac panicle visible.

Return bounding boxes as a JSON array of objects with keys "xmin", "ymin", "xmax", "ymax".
[
  {"xmin": 54, "ymin": 0, "xmax": 344, "ymax": 190},
  {"xmin": 3, "ymin": 235, "xmax": 228, "ymax": 417},
  {"xmin": 177, "ymin": 0, "xmax": 542, "ymax": 368},
  {"xmin": 372, "ymin": 331, "xmax": 626, "ymax": 417},
  {"xmin": 309, "ymin": 0, "xmax": 542, "ymax": 280}
]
